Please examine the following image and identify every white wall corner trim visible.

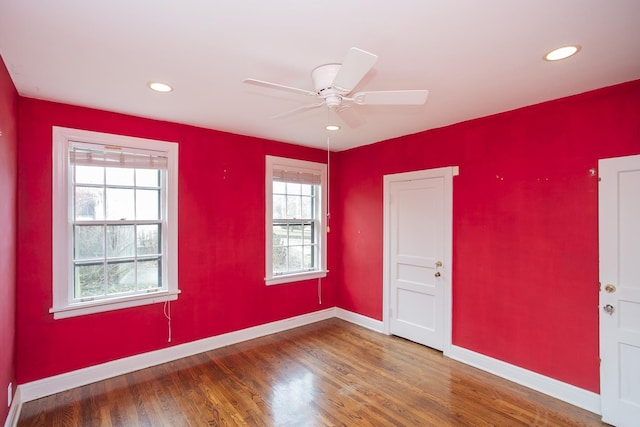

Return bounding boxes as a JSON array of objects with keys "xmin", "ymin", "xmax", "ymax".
[
  {"xmin": 335, "ymin": 308, "xmax": 384, "ymax": 333},
  {"xmin": 4, "ymin": 386, "xmax": 21, "ymax": 427},
  {"xmin": 448, "ymin": 345, "xmax": 601, "ymax": 415},
  {"xmin": 18, "ymin": 308, "xmax": 336, "ymax": 404}
]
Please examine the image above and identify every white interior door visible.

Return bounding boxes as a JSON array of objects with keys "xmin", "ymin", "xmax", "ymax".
[
  {"xmin": 599, "ymin": 154, "xmax": 640, "ymax": 426},
  {"xmin": 384, "ymin": 168, "xmax": 454, "ymax": 351}
]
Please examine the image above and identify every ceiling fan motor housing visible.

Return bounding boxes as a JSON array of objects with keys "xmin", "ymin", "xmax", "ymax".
[{"xmin": 312, "ymin": 63, "xmax": 348, "ymax": 109}]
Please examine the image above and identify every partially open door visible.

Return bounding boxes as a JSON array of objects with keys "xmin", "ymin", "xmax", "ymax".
[{"xmin": 599, "ymin": 154, "xmax": 640, "ymax": 426}]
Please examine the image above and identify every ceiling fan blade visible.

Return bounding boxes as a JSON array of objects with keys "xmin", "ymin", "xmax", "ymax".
[
  {"xmin": 351, "ymin": 90, "xmax": 429, "ymax": 105},
  {"xmin": 331, "ymin": 48, "xmax": 378, "ymax": 94},
  {"xmin": 271, "ymin": 101, "xmax": 325, "ymax": 119},
  {"xmin": 335, "ymin": 106, "xmax": 366, "ymax": 128},
  {"xmin": 243, "ymin": 78, "xmax": 317, "ymax": 97}
]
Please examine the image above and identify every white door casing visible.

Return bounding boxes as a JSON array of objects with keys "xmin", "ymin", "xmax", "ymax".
[
  {"xmin": 383, "ymin": 167, "xmax": 456, "ymax": 354},
  {"xmin": 599, "ymin": 154, "xmax": 640, "ymax": 426}
]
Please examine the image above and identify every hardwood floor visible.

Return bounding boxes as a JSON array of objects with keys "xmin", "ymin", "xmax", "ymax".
[{"xmin": 18, "ymin": 319, "xmax": 607, "ymax": 426}]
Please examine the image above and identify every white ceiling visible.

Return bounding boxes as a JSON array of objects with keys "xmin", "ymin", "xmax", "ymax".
[{"xmin": 1, "ymin": 1, "xmax": 639, "ymax": 152}]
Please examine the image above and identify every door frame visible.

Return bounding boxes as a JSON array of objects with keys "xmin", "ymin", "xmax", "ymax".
[{"xmin": 383, "ymin": 166, "xmax": 457, "ymax": 356}]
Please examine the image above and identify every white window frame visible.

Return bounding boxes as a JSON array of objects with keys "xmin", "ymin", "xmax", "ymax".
[
  {"xmin": 265, "ymin": 156, "xmax": 327, "ymax": 285},
  {"xmin": 51, "ymin": 126, "xmax": 179, "ymax": 319}
]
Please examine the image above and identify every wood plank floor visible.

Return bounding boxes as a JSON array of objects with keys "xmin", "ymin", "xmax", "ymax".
[{"xmin": 18, "ymin": 318, "xmax": 608, "ymax": 426}]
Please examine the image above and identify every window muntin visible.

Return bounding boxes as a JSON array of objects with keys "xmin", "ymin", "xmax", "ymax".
[
  {"xmin": 266, "ymin": 156, "xmax": 327, "ymax": 285},
  {"xmin": 52, "ymin": 127, "xmax": 178, "ymax": 319}
]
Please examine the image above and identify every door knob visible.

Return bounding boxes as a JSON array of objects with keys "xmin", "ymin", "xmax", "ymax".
[
  {"xmin": 434, "ymin": 260, "xmax": 442, "ymax": 278},
  {"xmin": 603, "ymin": 304, "xmax": 615, "ymax": 315},
  {"xmin": 604, "ymin": 284, "xmax": 616, "ymax": 293}
]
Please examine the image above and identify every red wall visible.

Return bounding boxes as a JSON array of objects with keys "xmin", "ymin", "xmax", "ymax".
[
  {"xmin": 16, "ymin": 98, "xmax": 335, "ymax": 383},
  {"xmin": 0, "ymin": 55, "xmax": 18, "ymax": 423},
  {"xmin": 333, "ymin": 80, "xmax": 640, "ymax": 393},
  {"xmin": 12, "ymin": 76, "xmax": 640, "ymax": 396}
]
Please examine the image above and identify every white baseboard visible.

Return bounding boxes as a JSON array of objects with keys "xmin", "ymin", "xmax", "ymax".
[
  {"xmin": 448, "ymin": 345, "xmax": 601, "ymax": 415},
  {"xmin": 18, "ymin": 307, "xmax": 335, "ymax": 403},
  {"xmin": 11, "ymin": 307, "xmax": 601, "ymax": 425},
  {"xmin": 4, "ymin": 386, "xmax": 21, "ymax": 427},
  {"xmin": 335, "ymin": 308, "xmax": 384, "ymax": 332}
]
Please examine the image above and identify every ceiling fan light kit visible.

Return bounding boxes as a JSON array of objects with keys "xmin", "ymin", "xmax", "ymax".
[{"xmin": 244, "ymin": 47, "xmax": 429, "ymax": 128}]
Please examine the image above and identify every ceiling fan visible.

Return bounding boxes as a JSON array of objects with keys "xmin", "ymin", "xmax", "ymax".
[{"xmin": 243, "ymin": 47, "xmax": 429, "ymax": 127}]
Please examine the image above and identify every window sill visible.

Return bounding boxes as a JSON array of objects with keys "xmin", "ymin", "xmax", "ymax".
[
  {"xmin": 265, "ymin": 270, "xmax": 327, "ymax": 286},
  {"xmin": 50, "ymin": 290, "xmax": 180, "ymax": 319}
]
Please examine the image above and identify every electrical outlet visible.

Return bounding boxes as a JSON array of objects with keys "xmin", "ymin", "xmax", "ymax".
[{"xmin": 7, "ymin": 382, "xmax": 11, "ymax": 407}]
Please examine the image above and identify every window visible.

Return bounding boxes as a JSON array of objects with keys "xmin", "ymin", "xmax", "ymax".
[
  {"xmin": 51, "ymin": 127, "xmax": 179, "ymax": 319},
  {"xmin": 266, "ymin": 156, "xmax": 327, "ymax": 285}
]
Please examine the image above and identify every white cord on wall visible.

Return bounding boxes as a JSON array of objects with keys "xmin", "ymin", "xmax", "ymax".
[
  {"xmin": 326, "ymin": 136, "xmax": 331, "ymax": 232},
  {"xmin": 163, "ymin": 300, "xmax": 172, "ymax": 343}
]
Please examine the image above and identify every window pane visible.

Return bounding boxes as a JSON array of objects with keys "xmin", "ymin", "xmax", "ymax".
[
  {"xmin": 107, "ymin": 225, "xmax": 135, "ymax": 258},
  {"xmin": 136, "ymin": 189, "xmax": 160, "ymax": 220},
  {"xmin": 301, "ymin": 184, "xmax": 312, "ymax": 196},
  {"xmin": 75, "ymin": 263, "xmax": 105, "ymax": 298},
  {"xmin": 273, "ymin": 224, "xmax": 288, "ymax": 247},
  {"xmin": 106, "ymin": 167, "xmax": 134, "ymax": 186},
  {"xmin": 286, "ymin": 195, "xmax": 301, "ymax": 219},
  {"xmin": 303, "ymin": 246, "xmax": 315, "ymax": 269},
  {"xmin": 287, "ymin": 182, "xmax": 301, "ymax": 195},
  {"xmin": 74, "ymin": 225, "xmax": 104, "ymax": 260},
  {"xmin": 273, "ymin": 181, "xmax": 285, "ymax": 194},
  {"xmin": 273, "ymin": 194, "xmax": 286, "ymax": 219},
  {"xmin": 273, "ymin": 247, "xmax": 287, "ymax": 274},
  {"xmin": 136, "ymin": 169, "xmax": 160, "ymax": 187},
  {"xmin": 303, "ymin": 224, "xmax": 313, "ymax": 244},
  {"xmin": 301, "ymin": 196, "xmax": 312, "ymax": 218},
  {"xmin": 289, "ymin": 224, "xmax": 303, "ymax": 246},
  {"xmin": 106, "ymin": 188, "xmax": 135, "ymax": 220},
  {"xmin": 137, "ymin": 224, "xmax": 160, "ymax": 255},
  {"xmin": 137, "ymin": 259, "xmax": 160, "ymax": 290},
  {"xmin": 75, "ymin": 165, "xmax": 104, "ymax": 185},
  {"xmin": 107, "ymin": 261, "xmax": 135, "ymax": 294},
  {"xmin": 75, "ymin": 187, "xmax": 104, "ymax": 220},
  {"xmin": 288, "ymin": 246, "xmax": 303, "ymax": 271}
]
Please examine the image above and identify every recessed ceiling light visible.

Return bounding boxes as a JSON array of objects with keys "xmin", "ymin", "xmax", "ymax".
[
  {"xmin": 544, "ymin": 45, "xmax": 581, "ymax": 61},
  {"xmin": 325, "ymin": 124, "xmax": 341, "ymax": 131},
  {"xmin": 147, "ymin": 82, "xmax": 173, "ymax": 92}
]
